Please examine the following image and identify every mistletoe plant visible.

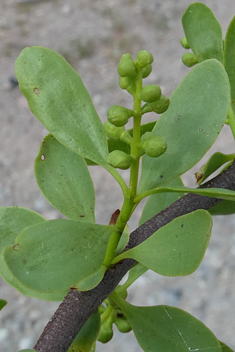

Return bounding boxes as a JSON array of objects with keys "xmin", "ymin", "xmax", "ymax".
[{"xmin": 2, "ymin": 2, "xmax": 235, "ymax": 352}]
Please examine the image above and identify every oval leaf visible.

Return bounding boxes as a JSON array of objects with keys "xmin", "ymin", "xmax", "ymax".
[
  {"xmin": 15, "ymin": 46, "xmax": 108, "ymax": 166},
  {"xmin": 224, "ymin": 15, "xmax": 235, "ymax": 106},
  {"xmin": 0, "ymin": 207, "xmax": 68, "ymax": 300},
  {"xmin": 115, "ymin": 210, "xmax": 212, "ymax": 276},
  {"xmin": 113, "ymin": 298, "xmax": 222, "ymax": 352},
  {"xmin": 35, "ymin": 134, "xmax": 95, "ymax": 222},
  {"xmin": 139, "ymin": 177, "xmax": 184, "ymax": 226},
  {"xmin": 3, "ymin": 219, "xmax": 113, "ymax": 292},
  {"xmin": 68, "ymin": 310, "xmax": 100, "ymax": 352},
  {"xmin": 182, "ymin": 3, "xmax": 223, "ymax": 63},
  {"xmin": 138, "ymin": 59, "xmax": 230, "ymax": 193}
]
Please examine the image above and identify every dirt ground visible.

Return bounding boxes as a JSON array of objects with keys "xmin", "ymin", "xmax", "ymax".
[{"xmin": 1, "ymin": 0, "xmax": 235, "ymax": 351}]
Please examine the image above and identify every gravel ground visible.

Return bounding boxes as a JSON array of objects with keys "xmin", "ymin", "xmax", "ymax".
[{"xmin": 0, "ymin": 0, "xmax": 235, "ymax": 351}]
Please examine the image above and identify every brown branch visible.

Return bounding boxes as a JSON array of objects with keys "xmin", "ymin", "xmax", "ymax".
[{"xmin": 34, "ymin": 161, "xmax": 235, "ymax": 352}]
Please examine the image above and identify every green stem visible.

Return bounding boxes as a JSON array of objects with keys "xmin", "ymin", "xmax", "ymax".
[
  {"xmin": 106, "ymin": 164, "xmax": 128, "ymax": 196},
  {"xmin": 134, "ymin": 184, "xmax": 235, "ymax": 205},
  {"xmin": 227, "ymin": 104, "xmax": 235, "ymax": 140},
  {"xmin": 100, "ymin": 304, "xmax": 113, "ymax": 324},
  {"xmin": 103, "ymin": 74, "xmax": 143, "ymax": 268}
]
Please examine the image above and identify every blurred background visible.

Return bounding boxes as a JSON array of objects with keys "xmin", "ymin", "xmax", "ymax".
[{"xmin": 0, "ymin": 0, "xmax": 235, "ymax": 350}]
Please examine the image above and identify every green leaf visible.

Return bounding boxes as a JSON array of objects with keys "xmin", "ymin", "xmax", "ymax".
[
  {"xmin": 112, "ymin": 297, "xmax": 222, "ymax": 352},
  {"xmin": 220, "ymin": 341, "xmax": 234, "ymax": 352},
  {"xmin": 35, "ymin": 134, "xmax": 95, "ymax": 222},
  {"xmin": 224, "ymin": 16, "xmax": 235, "ymax": 106},
  {"xmin": 68, "ymin": 310, "xmax": 100, "ymax": 352},
  {"xmin": 18, "ymin": 350, "xmax": 36, "ymax": 352},
  {"xmin": 195, "ymin": 152, "xmax": 235, "ymax": 185},
  {"xmin": 3, "ymin": 219, "xmax": 113, "ymax": 293},
  {"xmin": 182, "ymin": 3, "xmax": 223, "ymax": 63},
  {"xmin": 0, "ymin": 298, "xmax": 7, "ymax": 310},
  {"xmin": 138, "ymin": 59, "xmax": 230, "ymax": 193},
  {"xmin": 209, "ymin": 200, "xmax": 235, "ymax": 216},
  {"xmin": 114, "ymin": 210, "xmax": 212, "ymax": 276},
  {"xmin": 76, "ymin": 265, "xmax": 106, "ymax": 291},
  {"xmin": 0, "ymin": 207, "xmax": 66, "ymax": 301},
  {"xmin": 139, "ymin": 177, "xmax": 184, "ymax": 226},
  {"xmin": 15, "ymin": 46, "xmax": 108, "ymax": 166},
  {"xmin": 144, "ymin": 186, "xmax": 235, "ymax": 202},
  {"xmin": 125, "ymin": 263, "xmax": 148, "ymax": 286}
]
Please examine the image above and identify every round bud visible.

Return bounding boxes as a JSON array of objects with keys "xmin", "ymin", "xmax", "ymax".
[
  {"xmin": 107, "ymin": 105, "xmax": 132, "ymax": 127},
  {"xmin": 142, "ymin": 64, "xmax": 152, "ymax": 78},
  {"xmin": 107, "ymin": 150, "xmax": 132, "ymax": 170},
  {"xmin": 118, "ymin": 53, "xmax": 137, "ymax": 78},
  {"xmin": 182, "ymin": 53, "xmax": 199, "ymax": 67},
  {"xmin": 142, "ymin": 134, "xmax": 167, "ymax": 158},
  {"xmin": 140, "ymin": 85, "xmax": 161, "ymax": 103},
  {"xmin": 119, "ymin": 76, "xmax": 131, "ymax": 90},
  {"xmin": 142, "ymin": 95, "xmax": 170, "ymax": 115},
  {"xmin": 137, "ymin": 50, "xmax": 154, "ymax": 68},
  {"xmin": 114, "ymin": 317, "xmax": 132, "ymax": 333},
  {"xmin": 180, "ymin": 37, "xmax": 190, "ymax": 49},
  {"xmin": 104, "ymin": 122, "xmax": 125, "ymax": 140},
  {"xmin": 98, "ymin": 316, "xmax": 114, "ymax": 344}
]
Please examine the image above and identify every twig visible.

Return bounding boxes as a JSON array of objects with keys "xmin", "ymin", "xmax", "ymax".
[{"xmin": 34, "ymin": 160, "xmax": 235, "ymax": 352}]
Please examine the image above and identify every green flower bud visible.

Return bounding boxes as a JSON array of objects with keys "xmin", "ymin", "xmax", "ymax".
[
  {"xmin": 107, "ymin": 150, "xmax": 132, "ymax": 169},
  {"xmin": 107, "ymin": 105, "xmax": 133, "ymax": 127},
  {"xmin": 98, "ymin": 315, "xmax": 114, "ymax": 343},
  {"xmin": 142, "ymin": 134, "xmax": 167, "ymax": 158},
  {"xmin": 140, "ymin": 85, "xmax": 161, "ymax": 103},
  {"xmin": 142, "ymin": 95, "xmax": 170, "ymax": 115},
  {"xmin": 119, "ymin": 76, "xmax": 135, "ymax": 94},
  {"xmin": 104, "ymin": 122, "xmax": 125, "ymax": 140},
  {"xmin": 142, "ymin": 64, "xmax": 152, "ymax": 78},
  {"xmin": 114, "ymin": 317, "xmax": 132, "ymax": 333},
  {"xmin": 118, "ymin": 53, "xmax": 137, "ymax": 78},
  {"xmin": 137, "ymin": 50, "xmax": 154, "ymax": 67},
  {"xmin": 180, "ymin": 37, "xmax": 190, "ymax": 49},
  {"xmin": 182, "ymin": 53, "xmax": 199, "ymax": 67},
  {"xmin": 120, "ymin": 130, "xmax": 133, "ymax": 145}
]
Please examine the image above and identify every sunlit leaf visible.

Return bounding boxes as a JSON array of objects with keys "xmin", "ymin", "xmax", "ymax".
[
  {"xmin": 15, "ymin": 46, "xmax": 108, "ymax": 166},
  {"xmin": 68, "ymin": 310, "xmax": 100, "ymax": 352},
  {"xmin": 35, "ymin": 134, "xmax": 95, "ymax": 222},
  {"xmin": 139, "ymin": 177, "xmax": 184, "ymax": 225},
  {"xmin": 138, "ymin": 59, "xmax": 230, "ymax": 193},
  {"xmin": 0, "ymin": 299, "xmax": 7, "ymax": 310},
  {"xmin": 224, "ymin": 15, "xmax": 235, "ymax": 106},
  {"xmin": 182, "ymin": 3, "xmax": 223, "ymax": 63},
  {"xmin": 3, "ymin": 219, "xmax": 113, "ymax": 293},
  {"xmin": 113, "ymin": 297, "xmax": 222, "ymax": 352},
  {"xmin": 195, "ymin": 152, "xmax": 234, "ymax": 185},
  {"xmin": 114, "ymin": 210, "xmax": 212, "ymax": 276}
]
